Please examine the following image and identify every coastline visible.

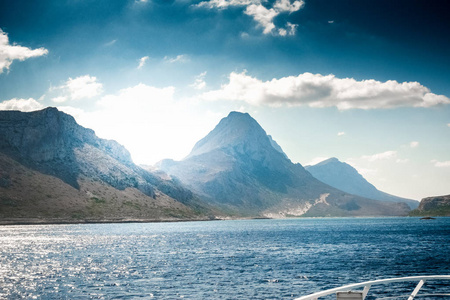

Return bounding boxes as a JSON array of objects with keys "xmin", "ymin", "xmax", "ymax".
[
  {"xmin": 0, "ymin": 217, "xmax": 219, "ymax": 226},
  {"xmin": 1, "ymin": 215, "xmax": 440, "ymax": 226}
]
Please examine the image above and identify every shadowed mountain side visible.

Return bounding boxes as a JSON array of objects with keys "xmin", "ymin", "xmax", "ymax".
[
  {"xmin": 305, "ymin": 157, "xmax": 419, "ymax": 209},
  {"xmin": 158, "ymin": 112, "xmax": 411, "ymax": 217},
  {"xmin": 0, "ymin": 108, "xmax": 216, "ymax": 223}
]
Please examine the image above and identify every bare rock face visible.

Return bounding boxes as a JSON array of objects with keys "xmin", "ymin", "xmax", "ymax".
[
  {"xmin": 410, "ymin": 195, "xmax": 450, "ymax": 216},
  {"xmin": 0, "ymin": 107, "xmax": 132, "ymax": 163},
  {"xmin": 0, "ymin": 107, "xmax": 154, "ymax": 193}
]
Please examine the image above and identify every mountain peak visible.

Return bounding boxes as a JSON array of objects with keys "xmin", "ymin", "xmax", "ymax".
[
  {"xmin": 186, "ymin": 111, "xmax": 273, "ymax": 159},
  {"xmin": 225, "ymin": 111, "xmax": 254, "ymax": 123},
  {"xmin": 159, "ymin": 112, "xmax": 411, "ymax": 217},
  {"xmin": 316, "ymin": 157, "xmax": 340, "ymax": 165}
]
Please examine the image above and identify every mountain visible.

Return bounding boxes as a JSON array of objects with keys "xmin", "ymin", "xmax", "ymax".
[
  {"xmin": 158, "ymin": 112, "xmax": 410, "ymax": 217},
  {"xmin": 305, "ymin": 157, "xmax": 419, "ymax": 209},
  {"xmin": 409, "ymin": 194, "xmax": 450, "ymax": 216},
  {"xmin": 0, "ymin": 108, "xmax": 212, "ymax": 224}
]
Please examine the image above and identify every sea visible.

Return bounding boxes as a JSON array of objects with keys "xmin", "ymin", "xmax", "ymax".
[{"xmin": 0, "ymin": 217, "xmax": 449, "ymax": 299}]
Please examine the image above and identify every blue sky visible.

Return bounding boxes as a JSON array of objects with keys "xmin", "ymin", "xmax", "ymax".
[{"xmin": 1, "ymin": 0, "xmax": 449, "ymax": 200}]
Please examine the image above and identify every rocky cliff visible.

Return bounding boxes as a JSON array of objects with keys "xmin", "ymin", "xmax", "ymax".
[
  {"xmin": 0, "ymin": 108, "xmax": 212, "ymax": 223},
  {"xmin": 409, "ymin": 194, "xmax": 450, "ymax": 216}
]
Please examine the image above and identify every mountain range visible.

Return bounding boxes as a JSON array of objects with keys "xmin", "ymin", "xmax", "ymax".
[
  {"xmin": 305, "ymin": 157, "xmax": 419, "ymax": 209},
  {"xmin": 158, "ymin": 111, "xmax": 410, "ymax": 217},
  {"xmin": 0, "ymin": 108, "xmax": 414, "ymax": 223}
]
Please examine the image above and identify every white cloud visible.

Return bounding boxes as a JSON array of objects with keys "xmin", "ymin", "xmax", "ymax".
[
  {"xmin": 50, "ymin": 75, "xmax": 103, "ymax": 102},
  {"xmin": 361, "ymin": 150, "xmax": 397, "ymax": 162},
  {"xmin": 196, "ymin": 0, "xmax": 260, "ymax": 9},
  {"xmin": 51, "ymin": 96, "xmax": 68, "ymax": 103},
  {"xmin": 410, "ymin": 141, "xmax": 419, "ymax": 148},
  {"xmin": 244, "ymin": 4, "xmax": 278, "ymax": 34},
  {"xmin": 0, "ymin": 29, "xmax": 48, "ymax": 74},
  {"xmin": 164, "ymin": 54, "xmax": 189, "ymax": 63},
  {"xmin": 200, "ymin": 71, "xmax": 450, "ymax": 110},
  {"xmin": 273, "ymin": 0, "xmax": 304, "ymax": 12},
  {"xmin": 137, "ymin": 56, "xmax": 149, "ymax": 69},
  {"xmin": 190, "ymin": 71, "xmax": 207, "ymax": 90},
  {"xmin": 431, "ymin": 160, "xmax": 450, "ymax": 168},
  {"xmin": 447, "ymin": 123, "xmax": 450, "ymax": 127},
  {"xmin": 66, "ymin": 75, "xmax": 103, "ymax": 100},
  {"xmin": 196, "ymin": 0, "xmax": 304, "ymax": 36},
  {"xmin": 337, "ymin": 131, "xmax": 345, "ymax": 136},
  {"xmin": 0, "ymin": 98, "xmax": 44, "ymax": 112},
  {"xmin": 286, "ymin": 22, "xmax": 298, "ymax": 35},
  {"xmin": 56, "ymin": 106, "xmax": 86, "ymax": 120}
]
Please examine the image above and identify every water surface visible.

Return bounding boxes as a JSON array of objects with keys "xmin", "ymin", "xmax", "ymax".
[{"xmin": 0, "ymin": 217, "xmax": 449, "ymax": 299}]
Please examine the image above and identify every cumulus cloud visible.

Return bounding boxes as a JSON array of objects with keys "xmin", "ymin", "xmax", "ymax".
[
  {"xmin": 0, "ymin": 29, "xmax": 48, "ymax": 74},
  {"xmin": 200, "ymin": 71, "xmax": 450, "ymax": 110},
  {"xmin": 0, "ymin": 98, "xmax": 44, "ymax": 112},
  {"xmin": 190, "ymin": 71, "xmax": 207, "ymax": 90},
  {"xmin": 431, "ymin": 160, "xmax": 450, "ymax": 168},
  {"xmin": 65, "ymin": 75, "xmax": 103, "ymax": 100},
  {"xmin": 196, "ymin": 0, "xmax": 304, "ymax": 36},
  {"xmin": 337, "ymin": 132, "xmax": 345, "ymax": 136},
  {"xmin": 137, "ymin": 56, "xmax": 149, "ymax": 69},
  {"xmin": 50, "ymin": 75, "xmax": 103, "ymax": 102}
]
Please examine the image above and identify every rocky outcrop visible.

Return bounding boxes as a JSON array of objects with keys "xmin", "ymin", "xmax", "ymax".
[
  {"xmin": 0, "ymin": 108, "xmax": 213, "ymax": 223},
  {"xmin": 410, "ymin": 194, "xmax": 450, "ymax": 216},
  {"xmin": 158, "ymin": 112, "xmax": 411, "ymax": 217},
  {"xmin": 0, "ymin": 107, "xmax": 134, "ymax": 188},
  {"xmin": 305, "ymin": 157, "xmax": 419, "ymax": 209}
]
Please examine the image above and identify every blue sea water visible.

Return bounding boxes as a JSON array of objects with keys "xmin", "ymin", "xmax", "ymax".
[{"xmin": 0, "ymin": 217, "xmax": 449, "ymax": 299}]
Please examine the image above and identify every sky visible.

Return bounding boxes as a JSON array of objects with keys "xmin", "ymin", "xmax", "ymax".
[{"xmin": 0, "ymin": 0, "xmax": 449, "ymax": 200}]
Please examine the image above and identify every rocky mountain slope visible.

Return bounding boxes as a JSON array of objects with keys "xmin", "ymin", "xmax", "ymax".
[
  {"xmin": 305, "ymin": 157, "xmax": 419, "ymax": 209},
  {"xmin": 158, "ymin": 112, "xmax": 410, "ymax": 217},
  {"xmin": 0, "ymin": 108, "xmax": 212, "ymax": 224},
  {"xmin": 409, "ymin": 194, "xmax": 450, "ymax": 216}
]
